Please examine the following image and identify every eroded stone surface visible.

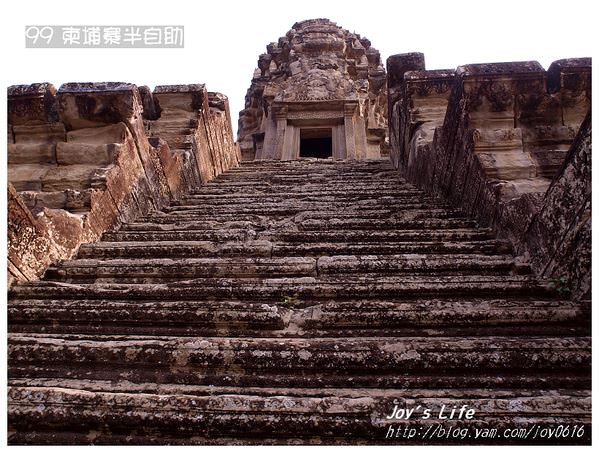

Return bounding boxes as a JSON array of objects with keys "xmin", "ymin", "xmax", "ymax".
[
  {"xmin": 7, "ymin": 159, "xmax": 590, "ymax": 444},
  {"xmin": 6, "ymin": 33, "xmax": 591, "ymax": 446},
  {"xmin": 522, "ymin": 112, "xmax": 591, "ymax": 299}
]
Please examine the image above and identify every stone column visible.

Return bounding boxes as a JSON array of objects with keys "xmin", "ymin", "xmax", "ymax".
[
  {"xmin": 273, "ymin": 105, "xmax": 288, "ymax": 160},
  {"xmin": 344, "ymin": 102, "xmax": 357, "ymax": 159},
  {"xmin": 332, "ymin": 125, "xmax": 346, "ymax": 159},
  {"xmin": 281, "ymin": 124, "xmax": 297, "ymax": 160},
  {"xmin": 260, "ymin": 109, "xmax": 277, "ymax": 160},
  {"xmin": 353, "ymin": 112, "xmax": 368, "ymax": 160},
  {"xmin": 292, "ymin": 126, "xmax": 300, "ymax": 158}
]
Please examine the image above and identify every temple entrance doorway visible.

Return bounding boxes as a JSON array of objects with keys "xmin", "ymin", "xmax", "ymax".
[{"xmin": 299, "ymin": 128, "xmax": 333, "ymax": 158}]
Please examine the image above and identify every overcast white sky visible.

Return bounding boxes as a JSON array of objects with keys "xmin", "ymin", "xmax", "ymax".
[{"xmin": 2, "ymin": 0, "xmax": 595, "ymax": 137}]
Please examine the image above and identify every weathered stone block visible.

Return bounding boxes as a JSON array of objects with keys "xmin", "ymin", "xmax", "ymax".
[
  {"xmin": 400, "ymin": 69, "xmax": 455, "ymax": 179},
  {"xmin": 62, "ymin": 190, "xmax": 91, "ymax": 213},
  {"xmin": 66, "ymin": 122, "xmax": 128, "ymax": 144},
  {"xmin": 547, "ymin": 58, "xmax": 592, "ymax": 128},
  {"xmin": 57, "ymin": 82, "xmax": 142, "ymax": 130},
  {"xmin": 8, "ymin": 83, "xmax": 59, "ymax": 125},
  {"xmin": 8, "ymin": 164, "xmax": 53, "ymax": 191},
  {"xmin": 7, "ymin": 143, "xmax": 55, "ymax": 165},
  {"xmin": 153, "ymin": 84, "xmax": 206, "ymax": 113},
  {"xmin": 55, "ymin": 142, "xmax": 118, "ymax": 165},
  {"xmin": 25, "ymin": 190, "xmax": 68, "ymax": 211},
  {"xmin": 547, "ymin": 58, "xmax": 592, "ymax": 94},
  {"xmin": 386, "ymin": 52, "xmax": 425, "ymax": 89},
  {"xmin": 12, "ymin": 124, "xmax": 66, "ymax": 144},
  {"xmin": 41, "ymin": 164, "xmax": 102, "ymax": 191}
]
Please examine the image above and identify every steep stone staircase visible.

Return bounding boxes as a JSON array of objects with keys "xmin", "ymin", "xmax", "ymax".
[{"xmin": 8, "ymin": 159, "xmax": 590, "ymax": 444}]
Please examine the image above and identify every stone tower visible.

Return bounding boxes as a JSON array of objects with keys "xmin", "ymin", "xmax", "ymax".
[{"xmin": 237, "ymin": 19, "xmax": 388, "ymax": 161}]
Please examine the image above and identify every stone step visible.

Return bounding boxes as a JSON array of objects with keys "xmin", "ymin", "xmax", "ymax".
[
  {"xmin": 155, "ymin": 134, "xmax": 194, "ymax": 150},
  {"xmin": 8, "ymin": 164, "xmax": 55, "ymax": 191},
  {"xmin": 189, "ymin": 181, "xmax": 410, "ymax": 192},
  {"xmin": 219, "ymin": 162, "xmax": 395, "ymax": 169},
  {"xmin": 204, "ymin": 173, "xmax": 406, "ymax": 185},
  {"xmin": 102, "ymin": 229, "xmax": 253, "ymax": 242},
  {"xmin": 101, "ymin": 228, "xmax": 495, "ymax": 243},
  {"xmin": 224, "ymin": 165, "xmax": 397, "ymax": 174},
  {"xmin": 148, "ymin": 128, "xmax": 195, "ymax": 139},
  {"xmin": 223, "ymin": 170, "xmax": 400, "ymax": 178},
  {"xmin": 226, "ymin": 165, "xmax": 397, "ymax": 174},
  {"xmin": 7, "ymin": 384, "xmax": 591, "ymax": 444},
  {"xmin": 79, "ymin": 240, "xmax": 274, "ymax": 258},
  {"xmin": 160, "ymin": 201, "xmax": 455, "ymax": 215},
  {"xmin": 8, "ymin": 372, "xmax": 590, "ymax": 400},
  {"xmin": 147, "ymin": 124, "xmax": 195, "ymax": 136},
  {"xmin": 146, "ymin": 116, "xmax": 198, "ymax": 128},
  {"xmin": 9, "ymin": 378, "xmax": 591, "ymax": 402},
  {"xmin": 8, "ymin": 335, "xmax": 590, "ymax": 385},
  {"xmin": 260, "ymin": 229, "xmax": 495, "ymax": 243},
  {"xmin": 164, "ymin": 195, "xmax": 439, "ymax": 208},
  {"xmin": 9, "ymin": 275, "xmax": 555, "ymax": 301},
  {"xmin": 8, "ymin": 383, "xmax": 590, "ymax": 444},
  {"xmin": 187, "ymin": 187, "xmax": 410, "ymax": 196},
  {"xmin": 138, "ymin": 208, "xmax": 470, "ymax": 223},
  {"xmin": 273, "ymin": 241, "xmax": 513, "ymax": 256},
  {"xmin": 316, "ymin": 254, "xmax": 521, "ymax": 275},
  {"xmin": 21, "ymin": 188, "xmax": 96, "ymax": 213},
  {"xmin": 187, "ymin": 181, "xmax": 415, "ymax": 191},
  {"xmin": 236, "ymin": 158, "xmax": 392, "ymax": 166},
  {"xmin": 40, "ymin": 164, "xmax": 104, "ymax": 192},
  {"xmin": 119, "ymin": 218, "xmax": 479, "ymax": 232},
  {"xmin": 77, "ymin": 239, "xmax": 513, "ymax": 259},
  {"xmin": 184, "ymin": 184, "xmax": 419, "ymax": 196},
  {"xmin": 45, "ymin": 257, "xmax": 318, "ymax": 281},
  {"xmin": 297, "ymin": 218, "xmax": 478, "ymax": 231},
  {"xmin": 300, "ymin": 218, "xmax": 478, "ymax": 230},
  {"xmin": 8, "ymin": 298, "xmax": 589, "ymax": 337},
  {"xmin": 8, "ymin": 156, "xmax": 588, "ymax": 445},
  {"xmin": 44, "ymin": 254, "xmax": 520, "ymax": 283},
  {"xmin": 176, "ymin": 192, "xmax": 427, "ymax": 204},
  {"xmin": 8, "ymin": 143, "xmax": 56, "ymax": 165}
]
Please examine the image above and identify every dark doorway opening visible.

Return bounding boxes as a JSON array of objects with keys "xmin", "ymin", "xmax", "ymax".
[{"xmin": 300, "ymin": 128, "xmax": 332, "ymax": 158}]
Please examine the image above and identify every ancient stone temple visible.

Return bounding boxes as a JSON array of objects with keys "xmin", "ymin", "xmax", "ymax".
[
  {"xmin": 6, "ymin": 18, "xmax": 592, "ymax": 446},
  {"xmin": 237, "ymin": 19, "xmax": 388, "ymax": 161}
]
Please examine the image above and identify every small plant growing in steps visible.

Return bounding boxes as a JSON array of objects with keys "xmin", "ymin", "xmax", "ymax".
[
  {"xmin": 280, "ymin": 293, "xmax": 300, "ymax": 306},
  {"xmin": 548, "ymin": 276, "xmax": 572, "ymax": 296}
]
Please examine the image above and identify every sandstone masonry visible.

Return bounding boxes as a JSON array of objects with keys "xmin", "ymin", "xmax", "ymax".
[
  {"xmin": 5, "ymin": 19, "xmax": 592, "ymax": 445},
  {"xmin": 238, "ymin": 19, "xmax": 388, "ymax": 161},
  {"xmin": 386, "ymin": 54, "xmax": 591, "ymax": 299},
  {"xmin": 8, "ymin": 82, "xmax": 240, "ymax": 286}
]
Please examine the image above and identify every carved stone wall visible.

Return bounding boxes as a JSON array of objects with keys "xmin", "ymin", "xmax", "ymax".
[
  {"xmin": 7, "ymin": 82, "xmax": 239, "ymax": 286},
  {"xmin": 387, "ymin": 54, "xmax": 591, "ymax": 297},
  {"xmin": 238, "ymin": 18, "xmax": 388, "ymax": 160}
]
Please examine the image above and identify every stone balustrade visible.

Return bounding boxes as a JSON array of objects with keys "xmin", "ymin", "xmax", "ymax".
[{"xmin": 387, "ymin": 53, "xmax": 591, "ymax": 298}]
